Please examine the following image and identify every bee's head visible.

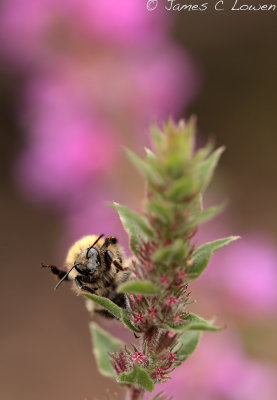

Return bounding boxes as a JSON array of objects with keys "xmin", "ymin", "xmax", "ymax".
[
  {"xmin": 54, "ymin": 234, "xmax": 104, "ymax": 290},
  {"xmin": 75, "ymin": 247, "xmax": 102, "ymax": 278}
]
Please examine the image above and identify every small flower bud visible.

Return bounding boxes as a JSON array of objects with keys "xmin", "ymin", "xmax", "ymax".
[
  {"xmin": 166, "ymin": 296, "xmax": 178, "ymax": 306},
  {"xmin": 169, "ymin": 352, "xmax": 178, "ymax": 362},
  {"xmin": 154, "ymin": 368, "xmax": 164, "ymax": 379}
]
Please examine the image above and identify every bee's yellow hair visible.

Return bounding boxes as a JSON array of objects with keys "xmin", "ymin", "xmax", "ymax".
[{"xmin": 65, "ymin": 235, "xmax": 105, "ymax": 269}]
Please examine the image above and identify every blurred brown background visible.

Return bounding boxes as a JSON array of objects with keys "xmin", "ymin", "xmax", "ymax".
[{"xmin": 0, "ymin": 7, "xmax": 276, "ymax": 400}]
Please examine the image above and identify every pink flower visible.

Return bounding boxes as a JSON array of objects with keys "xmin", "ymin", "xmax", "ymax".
[
  {"xmin": 166, "ymin": 296, "xmax": 178, "ymax": 306},
  {"xmin": 160, "ymin": 275, "xmax": 169, "ymax": 285},
  {"xmin": 148, "ymin": 307, "xmax": 158, "ymax": 318},
  {"xmin": 168, "ymin": 332, "xmax": 175, "ymax": 338},
  {"xmin": 132, "ymin": 352, "xmax": 147, "ymax": 365},
  {"xmin": 176, "ymin": 270, "xmax": 187, "ymax": 280},
  {"xmin": 168, "ymin": 352, "xmax": 178, "ymax": 363},
  {"xmin": 154, "ymin": 368, "xmax": 164, "ymax": 379},
  {"xmin": 134, "ymin": 314, "xmax": 144, "ymax": 324}
]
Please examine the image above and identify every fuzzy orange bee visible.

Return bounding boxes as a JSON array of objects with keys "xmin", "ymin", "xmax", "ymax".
[{"xmin": 42, "ymin": 234, "xmax": 130, "ymax": 317}]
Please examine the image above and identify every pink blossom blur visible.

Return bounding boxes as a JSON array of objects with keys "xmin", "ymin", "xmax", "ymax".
[
  {"xmin": 148, "ymin": 331, "xmax": 277, "ymax": 400},
  {"xmin": 0, "ymin": 0, "xmax": 198, "ymax": 221},
  {"xmin": 196, "ymin": 222, "xmax": 277, "ymax": 315}
]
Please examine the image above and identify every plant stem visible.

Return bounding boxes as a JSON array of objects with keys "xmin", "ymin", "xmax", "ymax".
[{"xmin": 126, "ymin": 386, "xmax": 145, "ymax": 400}]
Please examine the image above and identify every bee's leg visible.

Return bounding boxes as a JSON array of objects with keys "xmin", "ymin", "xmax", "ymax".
[
  {"xmin": 75, "ymin": 276, "xmax": 98, "ymax": 294},
  {"xmin": 103, "ymin": 250, "xmax": 123, "ymax": 272},
  {"xmin": 104, "ymin": 250, "xmax": 114, "ymax": 270},
  {"xmin": 112, "ymin": 293, "xmax": 127, "ymax": 308},
  {"xmin": 113, "ymin": 260, "xmax": 124, "ymax": 271},
  {"xmin": 100, "ymin": 236, "xmax": 117, "ymax": 251},
  {"xmin": 41, "ymin": 264, "xmax": 69, "ymax": 281}
]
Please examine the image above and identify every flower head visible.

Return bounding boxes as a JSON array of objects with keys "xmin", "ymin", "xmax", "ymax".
[{"xmin": 132, "ymin": 352, "xmax": 147, "ymax": 364}]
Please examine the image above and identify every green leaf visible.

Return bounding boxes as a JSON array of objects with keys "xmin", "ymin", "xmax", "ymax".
[
  {"xmin": 197, "ymin": 146, "xmax": 225, "ymax": 192},
  {"xmin": 83, "ymin": 293, "xmax": 141, "ymax": 334},
  {"xmin": 153, "ymin": 239, "xmax": 187, "ymax": 265},
  {"xmin": 162, "ymin": 313, "xmax": 223, "ymax": 332},
  {"xmin": 118, "ymin": 280, "xmax": 160, "ymax": 295},
  {"xmin": 186, "ymin": 202, "xmax": 226, "ymax": 229},
  {"xmin": 183, "ymin": 313, "xmax": 224, "ymax": 331},
  {"xmin": 83, "ymin": 293, "xmax": 122, "ymax": 320},
  {"xmin": 147, "ymin": 200, "xmax": 173, "ymax": 224},
  {"xmin": 193, "ymin": 140, "xmax": 214, "ymax": 164},
  {"xmin": 89, "ymin": 322, "xmax": 123, "ymax": 378},
  {"xmin": 125, "ymin": 148, "xmax": 165, "ymax": 186},
  {"xmin": 174, "ymin": 330, "xmax": 201, "ymax": 357},
  {"xmin": 165, "ymin": 175, "xmax": 197, "ymax": 202},
  {"xmin": 187, "ymin": 236, "xmax": 240, "ymax": 279},
  {"xmin": 145, "ymin": 147, "xmax": 156, "ymax": 162},
  {"xmin": 195, "ymin": 202, "xmax": 226, "ymax": 223},
  {"xmin": 119, "ymin": 364, "xmax": 154, "ymax": 393},
  {"xmin": 151, "ymin": 124, "xmax": 164, "ymax": 152},
  {"xmin": 112, "ymin": 203, "xmax": 155, "ymax": 253},
  {"xmin": 121, "ymin": 309, "xmax": 141, "ymax": 333}
]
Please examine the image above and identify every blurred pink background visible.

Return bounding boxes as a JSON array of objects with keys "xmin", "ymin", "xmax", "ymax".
[{"xmin": 0, "ymin": 1, "xmax": 276, "ymax": 399}]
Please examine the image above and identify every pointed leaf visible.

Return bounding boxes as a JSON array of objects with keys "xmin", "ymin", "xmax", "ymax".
[
  {"xmin": 193, "ymin": 140, "xmax": 214, "ymax": 163},
  {"xmin": 183, "ymin": 313, "xmax": 224, "ymax": 331},
  {"xmin": 119, "ymin": 364, "xmax": 154, "ymax": 393},
  {"xmin": 186, "ymin": 202, "xmax": 226, "ymax": 230},
  {"xmin": 198, "ymin": 147, "xmax": 225, "ymax": 192},
  {"xmin": 145, "ymin": 147, "xmax": 156, "ymax": 162},
  {"xmin": 121, "ymin": 309, "xmax": 141, "ymax": 333},
  {"xmin": 174, "ymin": 331, "xmax": 201, "ymax": 357},
  {"xmin": 118, "ymin": 280, "xmax": 160, "ymax": 295},
  {"xmin": 83, "ymin": 293, "xmax": 122, "ymax": 320},
  {"xmin": 195, "ymin": 202, "xmax": 226, "ymax": 224},
  {"xmin": 112, "ymin": 203, "xmax": 155, "ymax": 239},
  {"xmin": 125, "ymin": 148, "xmax": 165, "ymax": 186},
  {"xmin": 89, "ymin": 322, "xmax": 123, "ymax": 378},
  {"xmin": 151, "ymin": 124, "xmax": 164, "ymax": 152},
  {"xmin": 161, "ymin": 313, "xmax": 223, "ymax": 332},
  {"xmin": 165, "ymin": 175, "xmax": 197, "ymax": 202},
  {"xmin": 187, "ymin": 236, "xmax": 240, "ymax": 279},
  {"xmin": 147, "ymin": 200, "xmax": 173, "ymax": 224},
  {"xmin": 112, "ymin": 203, "xmax": 155, "ymax": 253},
  {"xmin": 153, "ymin": 239, "xmax": 187, "ymax": 265}
]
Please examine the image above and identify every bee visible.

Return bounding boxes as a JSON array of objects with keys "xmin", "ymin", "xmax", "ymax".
[{"xmin": 42, "ymin": 234, "xmax": 130, "ymax": 318}]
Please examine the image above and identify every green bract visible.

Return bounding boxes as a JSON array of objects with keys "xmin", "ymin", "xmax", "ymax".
[
  {"xmin": 119, "ymin": 365, "xmax": 154, "ymax": 393},
  {"xmin": 89, "ymin": 323, "xmax": 123, "ymax": 378}
]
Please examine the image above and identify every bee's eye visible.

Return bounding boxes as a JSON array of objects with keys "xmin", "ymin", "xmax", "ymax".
[
  {"xmin": 87, "ymin": 247, "xmax": 100, "ymax": 261},
  {"xmin": 86, "ymin": 247, "xmax": 101, "ymax": 271}
]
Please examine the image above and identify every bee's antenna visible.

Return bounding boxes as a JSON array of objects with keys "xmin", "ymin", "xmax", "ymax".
[
  {"xmin": 86, "ymin": 234, "xmax": 105, "ymax": 259},
  {"xmin": 54, "ymin": 264, "xmax": 77, "ymax": 291}
]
